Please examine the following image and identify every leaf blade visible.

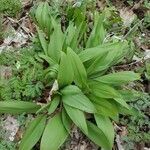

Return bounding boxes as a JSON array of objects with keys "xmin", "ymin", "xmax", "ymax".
[
  {"xmin": 48, "ymin": 95, "xmax": 60, "ymax": 114},
  {"xmin": 64, "ymin": 104, "xmax": 88, "ymax": 135},
  {"xmin": 48, "ymin": 19, "xmax": 64, "ymax": 63},
  {"xmin": 19, "ymin": 115, "xmax": 46, "ymax": 150},
  {"xmin": 58, "ymin": 52, "xmax": 74, "ymax": 87},
  {"xmin": 95, "ymin": 71, "xmax": 140, "ymax": 85},
  {"xmin": 79, "ymin": 42, "xmax": 128, "ymax": 63},
  {"xmin": 63, "ymin": 94, "xmax": 96, "ymax": 113},
  {"xmin": 37, "ymin": 27, "xmax": 48, "ymax": 55},
  {"xmin": 0, "ymin": 101, "xmax": 40, "ymax": 114},
  {"xmin": 86, "ymin": 121, "xmax": 112, "ymax": 150},
  {"xmin": 67, "ymin": 47, "xmax": 87, "ymax": 89},
  {"xmin": 40, "ymin": 113, "xmax": 68, "ymax": 150},
  {"xmin": 94, "ymin": 114, "xmax": 115, "ymax": 147}
]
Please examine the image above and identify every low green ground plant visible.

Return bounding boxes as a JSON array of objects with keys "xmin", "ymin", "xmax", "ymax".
[
  {"xmin": 120, "ymin": 93, "xmax": 150, "ymax": 149},
  {"xmin": 0, "ymin": 0, "xmax": 22, "ymax": 17},
  {"xmin": 0, "ymin": 48, "xmax": 46, "ymax": 102},
  {"xmin": 0, "ymin": 2, "xmax": 141, "ymax": 150}
]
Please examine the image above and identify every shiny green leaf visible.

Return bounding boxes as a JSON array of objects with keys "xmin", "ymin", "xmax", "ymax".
[
  {"xmin": 19, "ymin": 115, "xmax": 46, "ymax": 150},
  {"xmin": 63, "ymin": 93, "xmax": 96, "ymax": 113},
  {"xmin": 86, "ymin": 13, "xmax": 106, "ymax": 48},
  {"xmin": 64, "ymin": 104, "xmax": 88, "ymax": 134},
  {"xmin": 35, "ymin": 2, "xmax": 44, "ymax": 28},
  {"xmin": 67, "ymin": 47, "xmax": 87, "ymax": 88},
  {"xmin": 0, "ymin": 101, "xmax": 40, "ymax": 114},
  {"xmin": 61, "ymin": 85, "xmax": 82, "ymax": 95},
  {"xmin": 48, "ymin": 95, "xmax": 60, "ymax": 114},
  {"xmin": 79, "ymin": 42, "xmax": 127, "ymax": 63},
  {"xmin": 95, "ymin": 71, "xmax": 140, "ymax": 85},
  {"xmin": 37, "ymin": 28, "xmax": 48, "ymax": 55},
  {"xmin": 89, "ymin": 81, "xmax": 121, "ymax": 99},
  {"xmin": 86, "ymin": 121, "xmax": 111, "ymax": 150},
  {"xmin": 94, "ymin": 114, "xmax": 115, "ymax": 147},
  {"xmin": 48, "ymin": 19, "xmax": 64, "ymax": 63},
  {"xmin": 41, "ymin": 113, "xmax": 68, "ymax": 150},
  {"xmin": 89, "ymin": 95, "xmax": 119, "ymax": 117},
  {"xmin": 58, "ymin": 52, "xmax": 74, "ymax": 87},
  {"xmin": 62, "ymin": 109, "xmax": 72, "ymax": 133}
]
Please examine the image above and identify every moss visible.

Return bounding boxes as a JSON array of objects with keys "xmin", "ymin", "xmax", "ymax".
[{"xmin": 0, "ymin": 0, "xmax": 22, "ymax": 17}]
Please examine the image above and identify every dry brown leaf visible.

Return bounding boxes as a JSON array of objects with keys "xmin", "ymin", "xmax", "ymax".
[{"xmin": 120, "ymin": 7, "xmax": 136, "ymax": 27}]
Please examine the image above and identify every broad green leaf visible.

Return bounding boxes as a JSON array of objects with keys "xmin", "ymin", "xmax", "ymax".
[
  {"xmin": 41, "ymin": 2, "xmax": 51, "ymax": 34},
  {"xmin": 44, "ymin": 64, "xmax": 59, "ymax": 76},
  {"xmin": 114, "ymin": 98, "xmax": 130, "ymax": 109},
  {"xmin": 35, "ymin": 2, "xmax": 44, "ymax": 28},
  {"xmin": 65, "ymin": 23, "xmax": 76, "ymax": 47},
  {"xmin": 48, "ymin": 19, "xmax": 64, "ymax": 63},
  {"xmin": 110, "ymin": 42, "xmax": 129, "ymax": 66},
  {"xmin": 62, "ymin": 93, "xmax": 96, "ymax": 113},
  {"xmin": 87, "ymin": 41, "xmax": 129, "ymax": 77},
  {"xmin": 37, "ymin": 28, "xmax": 48, "ymax": 55},
  {"xmin": 119, "ymin": 106, "xmax": 139, "ymax": 116},
  {"xmin": 40, "ymin": 113, "xmax": 68, "ymax": 150},
  {"xmin": 0, "ymin": 101, "xmax": 40, "ymax": 114},
  {"xmin": 61, "ymin": 85, "xmax": 82, "ymax": 95},
  {"xmin": 94, "ymin": 71, "xmax": 140, "ymax": 85},
  {"xmin": 89, "ymin": 81, "xmax": 129, "ymax": 109},
  {"xmin": 85, "ymin": 121, "xmax": 112, "ymax": 150},
  {"xmin": 64, "ymin": 22, "xmax": 81, "ymax": 52},
  {"xmin": 87, "ymin": 48, "xmax": 119, "ymax": 76},
  {"xmin": 67, "ymin": 48, "xmax": 87, "ymax": 88},
  {"xmin": 94, "ymin": 103, "xmax": 118, "ymax": 119},
  {"xmin": 86, "ymin": 13, "xmax": 106, "ymax": 48},
  {"xmin": 48, "ymin": 95, "xmax": 60, "ymax": 114},
  {"xmin": 64, "ymin": 104, "xmax": 88, "ymax": 134},
  {"xmin": 89, "ymin": 81, "xmax": 121, "ymax": 99},
  {"xmin": 87, "ymin": 52, "xmax": 108, "ymax": 75},
  {"xmin": 70, "ymin": 21, "xmax": 87, "ymax": 52},
  {"xmin": 119, "ymin": 90, "xmax": 139, "ymax": 102},
  {"xmin": 62, "ymin": 109, "xmax": 72, "ymax": 133},
  {"xmin": 94, "ymin": 114, "xmax": 115, "ymax": 147},
  {"xmin": 19, "ymin": 115, "xmax": 46, "ymax": 150},
  {"xmin": 89, "ymin": 95, "xmax": 119, "ymax": 117},
  {"xmin": 38, "ymin": 53, "xmax": 56, "ymax": 65},
  {"xmin": 79, "ymin": 42, "xmax": 128, "ymax": 63},
  {"xmin": 58, "ymin": 52, "xmax": 74, "ymax": 87}
]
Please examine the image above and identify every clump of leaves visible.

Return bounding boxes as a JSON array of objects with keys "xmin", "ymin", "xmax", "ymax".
[
  {"xmin": 0, "ymin": 2, "xmax": 141, "ymax": 150},
  {"xmin": 120, "ymin": 93, "xmax": 150, "ymax": 149},
  {"xmin": 0, "ymin": 140, "xmax": 16, "ymax": 150},
  {"xmin": 0, "ymin": 48, "xmax": 45, "ymax": 102},
  {"xmin": 0, "ymin": 0, "xmax": 22, "ymax": 17}
]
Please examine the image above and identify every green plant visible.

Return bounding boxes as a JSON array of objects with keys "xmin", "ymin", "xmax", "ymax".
[
  {"xmin": 145, "ymin": 61, "xmax": 150, "ymax": 80},
  {"xmin": 0, "ymin": 48, "xmax": 45, "ymax": 102},
  {"xmin": 120, "ymin": 93, "xmax": 150, "ymax": 149},
  {"xmin": 0, "ymin": 140, "xmax": 16, "ymax": 150},
  {"xmin": 0, "ymin": 2, "xmax": 141, "ymax": 150},
  {"xmin": 0, "ymin": 0, "xmax": 22, "ymax": 17}
]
